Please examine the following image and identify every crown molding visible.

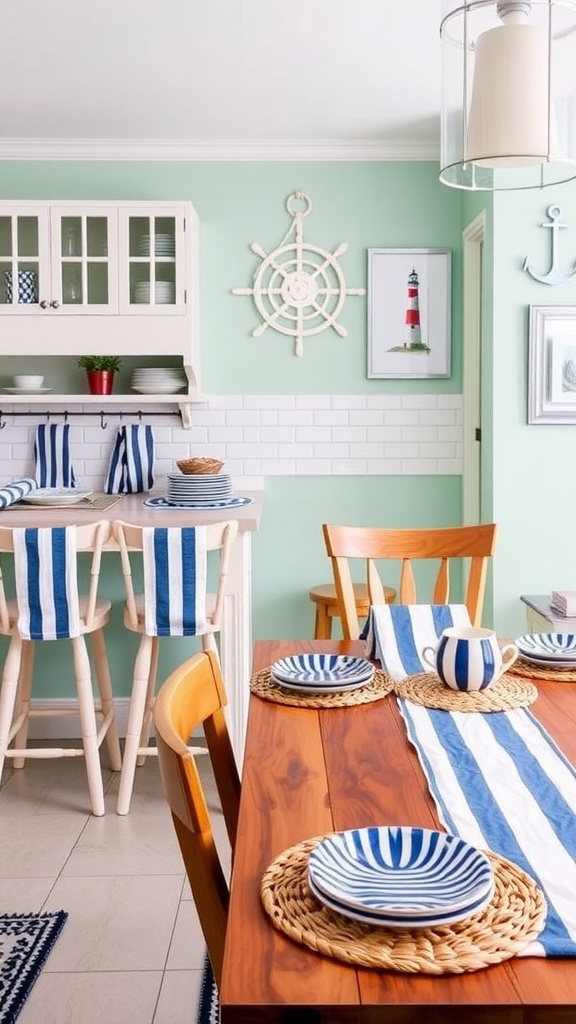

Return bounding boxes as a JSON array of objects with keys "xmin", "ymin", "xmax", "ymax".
[{"xmin": 0, "ymin": 137, "xmax": 440, "ymax": 162}]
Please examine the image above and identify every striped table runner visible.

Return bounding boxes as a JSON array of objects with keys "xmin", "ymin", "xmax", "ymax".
[
  {"xmin": 362, "ymin": 604, "xmax": 471, "ymax": 680},
  {"xmin": 399, "ymin": 700, "xmax": 576, "ymax": 956}
]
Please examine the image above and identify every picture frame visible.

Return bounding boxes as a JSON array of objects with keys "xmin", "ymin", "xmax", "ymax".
[
  {"xmin": 528, "ymin": 305, "xmax": 576, "ymax": 424},
  {"xmin": 367, "ymin": 248, "xmax": 451, "ymax": 379}
]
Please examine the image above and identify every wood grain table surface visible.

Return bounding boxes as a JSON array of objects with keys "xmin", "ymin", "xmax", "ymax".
[{"xmin": 220, "ymin": 638, "xmax": 576, "ymax": 1024}]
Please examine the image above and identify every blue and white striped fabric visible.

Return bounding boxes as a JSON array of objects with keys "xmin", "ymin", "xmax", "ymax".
[
  {"xmin": 399, "ymin": 701, "xmax": 576, "ymax": 956},
  {"xmin": 142, "ymin": 526, "xmax": 207, "ymax": 637},
  {"xmin": 0, "ymin": 477, "xmax": 37, "ymax": 510},
  {"xmin": 13, "ymin": 526, "xmax": 81, "ymax": 641},
  {"xmin": 104, "ymin": 425, "xmax": 155, "ymax": 494},
  {"xmin": 34, "ymin": 423, "xmax": 76, "ymax": 488},
  {"xmin": 362, "ymin": 603, "xmax": 471, "ymax": 681}
]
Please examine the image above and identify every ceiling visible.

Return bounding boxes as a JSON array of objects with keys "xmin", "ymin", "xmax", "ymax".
[{"xmin": 0, "ymin": 0, "xmax": 443, "ymax": 160}]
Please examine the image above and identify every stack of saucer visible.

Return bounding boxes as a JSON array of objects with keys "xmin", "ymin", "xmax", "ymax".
[
  {"xmin": 138, "ymin": 233, "xmax": 175, "ymax": 257},
  {"xmin": 133, "ymin": 281, "xmax": 175, "ymax": 304},
  {"xmin": 166, "ymin": 472, "xmax": 233, "ymax": 505},
  {"xmin": 131, "ymin": 368, "xmax": 187, "ymax": 394}
]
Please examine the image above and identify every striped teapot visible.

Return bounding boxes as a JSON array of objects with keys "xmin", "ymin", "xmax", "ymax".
[{"xmin": 422, "ymin": 626, "xmax": 518, "ymax": 692}]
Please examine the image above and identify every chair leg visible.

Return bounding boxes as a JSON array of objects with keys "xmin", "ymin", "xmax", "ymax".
[
  {"xmin": 0, "ymin": 635, "xmax": 24, "ymax": 781},
  {"xmin": 90, "ymin": 628, "xmax": 122, "ymax": 772},
  {"xmin": 71, "ymin": 636, "xmax": 106, "ymax": 817},
  {"xmin": 314, "ymin": 601, "xmax": 332, "ymax": 639},
  {"xmin": 12, "ymin": 640, "xmax": 35, "ymax": 769},
  {"xmin": 136, "ymin": 636, "xmax": 159, "ymax": 766},
  {"xmin": 117, "ymin": 635, "xmax": 155, "ymax": 815}
]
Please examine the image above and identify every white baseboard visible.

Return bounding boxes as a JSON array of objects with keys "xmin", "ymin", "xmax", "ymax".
[{"xmin": 26, "ymin": 698, "xmax": 132, "ymax": 740}]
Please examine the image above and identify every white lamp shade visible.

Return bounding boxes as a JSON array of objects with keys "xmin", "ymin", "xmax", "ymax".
[
  {"xmin": 440, "ymin": 0, "xmax": 576, "ymax": 190},
  {"xmin": 466, "ymin": 24, "xmax": 552, "ymax": 166}
]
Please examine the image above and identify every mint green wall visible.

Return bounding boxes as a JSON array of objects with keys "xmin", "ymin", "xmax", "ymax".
[
  {"xmin": 0, "ymin": 160, "xmax": 466, "ymax": 695},
  {"xmin": 491, "ymin": 185, "xmax": 576, "ymax": 636}
]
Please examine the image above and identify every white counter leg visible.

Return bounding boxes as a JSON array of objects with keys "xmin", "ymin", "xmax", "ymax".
[{"xmin": 219, "ymin": 530, "xmax": 252, "ymax": 771}]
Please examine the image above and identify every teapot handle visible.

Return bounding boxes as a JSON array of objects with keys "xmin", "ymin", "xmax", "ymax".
[
  {"xmin": 421, "ymin": 646, "xmax": 437, "ymax": 671},
  {"xmin": 494, "ymin": 642, "xmax": 519, "ymax": 680}
]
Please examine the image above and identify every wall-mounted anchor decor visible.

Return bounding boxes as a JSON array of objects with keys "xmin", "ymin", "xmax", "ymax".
[
  {"xmin": 232, "ymin": 190, "xmax": 365, "ymax": 356},
  {"xmin": 523, "ymin": 205, "xmax": 576, "ymax": 286}
]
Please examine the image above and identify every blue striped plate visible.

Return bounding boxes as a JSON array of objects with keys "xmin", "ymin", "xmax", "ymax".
[
  {"xmin": 515, "ymin": 633, "xmax": 576, "ymax": 661},
  {"xmin": 308, "ymin": 826, "xmax": 493, "ymax": 919},
  {"xmin": 270, "ymin": 654, "xmax": 374, "ymax": 686}
]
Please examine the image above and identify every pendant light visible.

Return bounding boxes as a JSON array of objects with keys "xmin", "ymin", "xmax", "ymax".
[{"xmin": 440, "ymin": 0, "xmax": 576, "ymax": 190}]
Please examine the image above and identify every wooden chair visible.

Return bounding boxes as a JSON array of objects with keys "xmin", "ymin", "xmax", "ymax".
[
  {"xmin": 0, "ymin": 521, "xmax": 122, "ymax": 815},
  {"xmin": 322, "ymin": 522, "xmax": 498, "ymax": 640},
  {"xmin": 153, "ymin": 649, "xmax": 240, "ymax": 989},
  {"xmin": 113, "ymin": 518, "xmax": 239, "ymax": 815},
  {"xmin": 309, "ymin": 582, "xmax": 396, "ymax": 638}
]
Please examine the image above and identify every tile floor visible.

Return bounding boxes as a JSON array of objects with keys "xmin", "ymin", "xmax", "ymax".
[{"xmin": 0, "ymin": 744, "xmax": 228, "ymax": 1024}]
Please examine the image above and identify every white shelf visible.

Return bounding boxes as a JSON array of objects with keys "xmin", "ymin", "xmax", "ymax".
[{"xmin": 0, "ymin": 392, "xmax": 205, "ymax": 428}]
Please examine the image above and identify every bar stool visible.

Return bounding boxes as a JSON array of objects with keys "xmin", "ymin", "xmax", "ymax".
[
  {"xmin": 309, "ymin": 582, "xmax": 396, "ymax": 639},
  {"xmin": 113, "ymin": 518, "xmax": 239, "ymax": 815},
  {"xmin": 0, "ymin": 521, "xmax": 122, "ymax": 816}
]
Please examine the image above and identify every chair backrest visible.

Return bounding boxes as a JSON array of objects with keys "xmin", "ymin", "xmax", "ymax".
[
  {"xmin": 113, "ymin": 519, "xmax": 239, "ymax": 637},
  {"xmin": 0, "ymin": 521, "xmax": 110, "ymax": 638},
  {"xmin": 322, "ymin": 522, "xmax": 498, "ymax": 639},
  {"xmin": 153, "ymin": 649, "xmax": 240, "ymax": 988}
]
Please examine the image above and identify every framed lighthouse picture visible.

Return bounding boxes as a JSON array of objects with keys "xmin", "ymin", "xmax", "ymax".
[{"xmin": 367, "ymin": 249, "xmax": 451, "ymax": 378}]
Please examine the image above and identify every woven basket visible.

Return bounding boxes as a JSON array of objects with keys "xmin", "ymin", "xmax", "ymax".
[{"xmin": 176, "ymin": 457, "xmax": 224, "ymax": 475}]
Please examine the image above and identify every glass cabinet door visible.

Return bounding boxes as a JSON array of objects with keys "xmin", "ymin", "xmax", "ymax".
[
  {"xmin": 0, "ymin": 209, "xmax": 50, "ymax": 311},
  {"xmin": 51, "ymin": 207, "xmax": 118, "ymax": 312},
  {"xmin": 119, "ymin": 209, "xmax": 186, "ymax": 314}
]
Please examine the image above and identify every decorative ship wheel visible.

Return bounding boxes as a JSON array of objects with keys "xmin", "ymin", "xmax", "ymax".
[{"xmin": 233, "ymin": 191, "xmax": 365, "ymax": 356}]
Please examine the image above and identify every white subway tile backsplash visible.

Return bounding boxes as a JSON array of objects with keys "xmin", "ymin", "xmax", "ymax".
[{"xmin": 0, "ymin": 394, "xmax": 462, "ymax": 484}]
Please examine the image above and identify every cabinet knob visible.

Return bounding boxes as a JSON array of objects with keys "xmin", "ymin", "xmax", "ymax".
[
  {"xmin": 50, "ymin": 300, "xmax": 61, "ymax": 309},
  {"xmin": 39, "ymin": 299, "xmax": 49, "ymax": 309}
]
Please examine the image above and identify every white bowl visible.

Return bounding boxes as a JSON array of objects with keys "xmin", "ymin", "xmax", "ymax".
[{"xmin": 14, "ymin": 375, "xmax": 44, "ymax": 389}]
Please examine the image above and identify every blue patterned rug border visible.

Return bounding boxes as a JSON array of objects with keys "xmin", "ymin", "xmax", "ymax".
[
  {"xmin": 197, "ymin": 956, "xmax": 219, "ymax": 1024},
  {"xmin": 0, "ymin": 911, "xmax": 68, "ymax": 1024}
]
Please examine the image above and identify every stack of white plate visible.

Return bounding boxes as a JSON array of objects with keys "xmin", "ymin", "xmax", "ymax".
[
  {"xmin": 269, "ymin": 654, "xmax": 374, "ymax": 694},
  {"xmin": 166, "ymin": 472, "xmax": 233, "ymax": 505},
  {"xmin": 138, "ymin": 233, "xmax": 175, "ymax": 257},
  {"xmin": 307, "ymin": 825, "xmax": 494, "ymax": 928},
  {"xmin": 515, "ymin": 632, "xmax": 576, "ymax": 669},
  {"xmin": 131, "ymin": 368, "xmax": 187, "ymax": 394},
  {"xmin": 133, "ymin": 281, "xmax": 175, "ymax": 304}
]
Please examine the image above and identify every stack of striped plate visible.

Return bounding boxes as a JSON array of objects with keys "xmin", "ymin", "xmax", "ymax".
[
  {"xmin": 307, "ymin": 825, "xmax": 494, "ymax": 928},
  {"xmin": 166, "ymin": 472, "xmax": 233, "ymax": 505}
]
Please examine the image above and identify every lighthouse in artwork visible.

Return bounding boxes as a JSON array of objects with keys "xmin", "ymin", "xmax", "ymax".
[{"xmin": 404, "ymin": 268, "xmax": 422, "ymax": 348}]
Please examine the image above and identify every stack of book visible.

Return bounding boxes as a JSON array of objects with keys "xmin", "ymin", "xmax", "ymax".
[{"xmin": 551, "ymin": 591, "xmax": 576, "ymax": 617}]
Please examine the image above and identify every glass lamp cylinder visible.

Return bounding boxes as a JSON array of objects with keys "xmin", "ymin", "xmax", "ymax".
[{"xmin": 440, "ymin": 0, "xmax": 576, "ymax": 190}]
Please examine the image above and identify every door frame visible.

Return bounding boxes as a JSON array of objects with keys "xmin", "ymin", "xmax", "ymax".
[{"xmin": 462, "ymin": 212, "xmax": 485, "ymax": 525}]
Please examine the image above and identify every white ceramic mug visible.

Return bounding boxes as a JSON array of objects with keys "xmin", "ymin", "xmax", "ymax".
[{"xmin": 422, "ymin": 626, "xmax": 518, "ymax": 692}]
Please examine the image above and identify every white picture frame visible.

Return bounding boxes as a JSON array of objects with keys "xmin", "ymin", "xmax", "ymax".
[
  {"xmin": 367, "ymin": 248, "xmax": 451, "ymax": 379},
  {"xmin": 528, "ymin": 305, "xmax": 576, "ymax": 424}
]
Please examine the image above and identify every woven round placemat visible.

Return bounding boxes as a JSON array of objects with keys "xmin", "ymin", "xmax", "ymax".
[
  {"xmin": 394, "ymin": 671, "xmax": 538, "ymax": 711},
  {"xmin": 506, "ymin": 657, "xmax": 576, "ymax": 683},
  {"xmin": 260, "ymin": 837, "xmax": 546, "ymax": 974},
  {"xmin": 250, "ymin": 667, "xmax": 394, "ymax": 708}
]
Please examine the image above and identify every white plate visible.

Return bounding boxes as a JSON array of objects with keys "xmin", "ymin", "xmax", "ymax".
[
  {"xmin": 515, "ymin": 633, "xmax": 576, "ymax": 660},
  {"xmin": 270, "ymin": 654, "xmax": 374, "ymax": 685},
  {"xmin": 270, "ymin": 672, "xmax": 374, "ymax": 695},
  {"xmin": 518, "ymin": 653, "xmax": 576, "ymax": 670},
  {"xmin": 3, "ymin": 387, "xmax": 53, "ymax": 394},
  {"xmin": 144, "ymin": 495, "xmax": 253, "ymax": 510},
  {"xmin": 308, "ymin": 826, "xmax": 494, "ymax": 918},
  {"xmin": 307, "ymin": 873, "xmax": 494, "ymax": 929},
  {"xmin": 21, "ymin": 488, "xmax": 93, "ymax": 506}
]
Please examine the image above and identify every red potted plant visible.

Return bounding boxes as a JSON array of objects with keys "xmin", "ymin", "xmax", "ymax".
[{"xmin": 78, "ymin": 355, "xmax": 122, "ymax": 395}]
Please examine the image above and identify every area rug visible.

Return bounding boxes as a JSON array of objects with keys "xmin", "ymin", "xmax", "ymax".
[
  {"xmin": 197, "ymin": 956, "xmax": 219, "ymax": 1024},
  {"xmin": 0, "ymin": 911, "xmax": 68, "ymax": 1024}
]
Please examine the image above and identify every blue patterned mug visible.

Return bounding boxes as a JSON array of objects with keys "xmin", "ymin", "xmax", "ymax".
[{"xmin": 422, "ymin": 626, "xmax": 518, "ymax": 691}]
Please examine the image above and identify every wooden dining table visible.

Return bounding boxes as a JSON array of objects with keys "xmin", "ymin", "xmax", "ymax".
[{"xmin": 220, "ymin": 638, "xmax": 576, "ymax": 1024}]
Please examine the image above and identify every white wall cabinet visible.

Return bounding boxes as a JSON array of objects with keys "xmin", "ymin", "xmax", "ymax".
[{"xmin": 0, "ymin": 200, "xmax": 200, "ymax": 424}]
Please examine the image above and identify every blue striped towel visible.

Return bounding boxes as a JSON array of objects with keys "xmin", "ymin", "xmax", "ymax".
[
  {"xmin": 399, "ymin": 701, "xmax": 576, "ymax": 956},
  {"xmin": 34, "ymin": 423, "xmax": 76, "ymax": 487},
  {"xmin": 13, "ymin": 526, "xmax": 81, "ymax": 640},
  {"xmin": 362, "ymin": 603, "xmax": 471, "ymax": 681},
  {"xmin": 142, "ymin": 526, "xmax": 207, "ymax": 636},
  {"xmin": 0, "ymin": 477, "xmax": 37, "ymax": 510},
  {"xmin": 104, "ymin": 425, "xmax": 155, "ymax": 494}
]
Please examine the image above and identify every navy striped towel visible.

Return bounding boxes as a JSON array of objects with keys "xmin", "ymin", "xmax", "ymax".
[
  {"xmin": 0, "ymin": 477, "xmax": 37, "ymax": 510},
  {"xmin": 362, "ymin": 603, "xmax": 471, "ymax": 681},
  {"xmin": 142, "ymin": 526, "xmax": 207, "ymax": 636},
  {"xmin": 34, "ymin": 423, "xmax": 76, "ymax": 487},
  {"xmin": 399, "ymin": 701, "xmax": 576, "ymax": 956},
  {"xmin": 13, "ymin": 526, "xmax": 80, "ymax": 640},
  {"xmin": 104, "ymin": 425, "xmax": 155, "ymax": 494}
]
